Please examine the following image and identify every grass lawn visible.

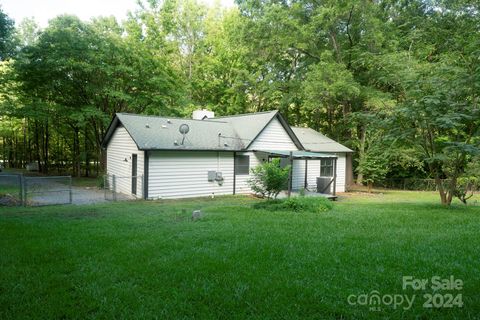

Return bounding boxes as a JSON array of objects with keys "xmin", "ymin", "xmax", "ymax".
[{"xmin": 1, "ymin": 191, "xmax": 479, "ymax": 319}]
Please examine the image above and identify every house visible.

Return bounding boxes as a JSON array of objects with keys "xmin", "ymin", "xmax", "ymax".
[{"xmin": 101, "ymin": 110, "xmax": 353, "ymax": 199}]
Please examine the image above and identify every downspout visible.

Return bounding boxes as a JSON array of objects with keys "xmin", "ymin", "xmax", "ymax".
[
  {"xmin": 288, "ymin": 151, "xmax": 293, "ymax": 198},
  {"xmin": 233, "ymin": 152, "xmax": 236, "ymax": 195},
  {"xmin": 304, "ymin": 159, "xmax": 308, "ymax": 189},
  {"xmin": 333, "ymin": 157, "xmax": 337, "ymax": 196},
  {"xmin": 143, "ymin": 150, "xmax": 149, "ymax": 200}
]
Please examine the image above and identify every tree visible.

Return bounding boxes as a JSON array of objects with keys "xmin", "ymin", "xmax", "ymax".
[
  {"xmin": 12, "ymin": 15, "xmax": 181, "ymax": 175},
  {"xmin": 248, "ymin": 159, "xmax": 290, "ymax": 199},
  {"xmin": 392, "ymin": 56, "xmax": 480, "ymax": 205},
  {"xmin": 0, "ymin": 6, "xmax": 16, "ymax": 60}
]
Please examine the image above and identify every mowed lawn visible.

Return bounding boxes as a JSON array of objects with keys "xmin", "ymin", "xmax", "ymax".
[{"xmin": 1, "ymin": 191, "xmax": 479, "ymax": 319}]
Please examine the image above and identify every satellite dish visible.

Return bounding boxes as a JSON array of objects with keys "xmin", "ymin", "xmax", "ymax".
[
  {"xmin": 179, "ymin": 124, "xmax": 190, "ymax": 134},
  {"xmin": 179, "ymin": 124, "xmax": 190, "ymax": 145}
]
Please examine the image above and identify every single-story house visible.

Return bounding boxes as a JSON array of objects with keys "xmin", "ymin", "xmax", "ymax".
[{"xmin": 101, "ymin": 110, "xmax": 353, "ymax": 199}]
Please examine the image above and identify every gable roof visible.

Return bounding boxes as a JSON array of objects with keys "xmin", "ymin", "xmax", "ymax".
[
  {"xmin": 291, "ymin": 127, "xmax": 353, "ymax": 153},
  {"xmin": 101, "ymin": 111, "xmax": 352, "ymax": 153},
  {"xmin": 102, "ymin": 113, "xmax": 244, "ymax": 150},
  {"xmin": 209, "ymin": 111, "xmax": 303, "ymax": 150}
]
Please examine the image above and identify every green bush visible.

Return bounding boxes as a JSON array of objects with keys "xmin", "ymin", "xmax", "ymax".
[
  {"xmin": 253, "ymin": 196, "xmax": 333, "ymax": 213},
  {"xmin": 248, "ymin": 158, "xmax": 290, "ymax": 199}
]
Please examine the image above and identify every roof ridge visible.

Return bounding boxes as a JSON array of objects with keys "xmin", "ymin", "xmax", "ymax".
[
  {"xmin": 116, "ymin": 113, "xmax": 228, "ymax": 123},
  {"xmin": 212, "ymin": 110, "xmax": 278, "ymax": 119}
]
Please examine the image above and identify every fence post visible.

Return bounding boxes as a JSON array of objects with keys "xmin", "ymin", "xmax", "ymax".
[
  {"xmin": 22, "ymin": 175, "xmax": 27, "ymax": 207},
  {"xmin": 112, "ymin": 174, "xmax": 117, "ymax": 201},
  {"xmin": 69, "ymin": 176, "xmax": 73, "ymax": 204},
  {"xmin": 104, "ymin": 174, "xmax": 107, "ymax": 200},
  {"xmin": 17, "ymin": 174, "xmax": 22, "ymax": 207}
]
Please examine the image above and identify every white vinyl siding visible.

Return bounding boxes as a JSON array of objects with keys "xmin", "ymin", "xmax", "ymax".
[
  {"xmin": 290, "ymin": 153, "xmax": 346, "ymax": 193},
  {"xmin": 336, "ymin": 153, "xmax": 346, "ymax": 193},
  {"xmin": 148, "ymin": 151, "xmax": 234, "ymax": 199},
  {"xmin": 292, "ymin": 159, "xmax": 324, "ymax": 191},
  {"xmin": 106, "ymin": 126, "xmax": 144, "ymax": 198},
  {"xmin": 248, "ymin": 117, "xmax": 299, "ymax": 151},
  {"xmin": 292, "ymin": 159, "xmax": 320, "ymax": 191},
  {"xmin": 236, "ymin": 116, "xmax": 298, "ymax": 194},
  {"xmin": 234, "ymin": 151, "xmax": 268, "ymax": 194}
]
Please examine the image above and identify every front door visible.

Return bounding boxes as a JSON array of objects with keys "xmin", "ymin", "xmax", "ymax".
[{"xmin": 131, "ymin": 154, "xmax": 137, "ymax": 195}]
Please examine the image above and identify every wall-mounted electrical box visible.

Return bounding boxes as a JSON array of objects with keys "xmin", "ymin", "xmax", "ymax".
[{"xmin": 208, "ymin": 171, "xmax": 216, "ymax": 181}]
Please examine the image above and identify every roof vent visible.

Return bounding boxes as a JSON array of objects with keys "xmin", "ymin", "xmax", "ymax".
[
  {"xmin": 161, "ymin": 125, "xmax": 167, "ymax": 128},
  {"xmin": 224, "ymin": 143, "xmax": 229, "ymax": 147},
  {"xmin": 145, "ymin": 124, "xmax": 150, "ymax": 128},
  {"xmin": 167, "ymin": 119, "xmax": 172, "ymax": 124},
  {"xmin": 174, "ymin": 140, "xmax": 179, "ymax": 146}
]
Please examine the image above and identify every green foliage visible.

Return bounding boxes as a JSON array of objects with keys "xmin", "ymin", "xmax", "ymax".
[
  {"xmin": 356, "ymin": 152, "xmax": 389, "ymax": 188},
  {"xmin": 248, "ymin": 158, "xmax": 290, "ymax": 199},
  {"xmin": 1, "ymin": 0, "xmax": 480, "ymax": 201},
  {"xmin": 0, "ymin": 7, "xmax": 16, "ymax": 60},
  {"xmin": 253, "ymin": 196, "xmax": 333, "ymax": 213},
  {"xmin": 454, "ymin": 177, "xmax": 480, "ymax": 205}
]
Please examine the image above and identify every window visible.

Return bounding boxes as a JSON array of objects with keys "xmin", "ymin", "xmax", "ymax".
[
  {"xmin": 279, "ymin": 157, "xmax": 290, "ymax": 168},
  {"xmin": 235, "ymin": 155, "xmax": 250, "ymax": 175},
  {"xmin": 320, "ymin": 159, "xmax": 334, "ymax": 177}
]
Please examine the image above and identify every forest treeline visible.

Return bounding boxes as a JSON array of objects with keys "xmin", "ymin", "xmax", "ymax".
[{"xmin": 0, "ymin": 0, "xmax": 479, "ymax": 205}]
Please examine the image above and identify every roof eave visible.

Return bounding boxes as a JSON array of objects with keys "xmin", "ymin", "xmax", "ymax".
[{"xmin": 101, "ymin": 115, "xmax": 120, "ymax": 149}]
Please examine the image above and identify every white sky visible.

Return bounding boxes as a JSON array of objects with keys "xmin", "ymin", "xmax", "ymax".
[{"xmin": 1, "ymin": 0, "xmax": 235, "ymax": 27}]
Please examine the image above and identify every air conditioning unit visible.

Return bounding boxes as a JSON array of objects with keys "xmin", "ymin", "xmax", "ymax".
[{"xmin": 317, "ymin": 177, "xmax": 332, "ymax": 194}]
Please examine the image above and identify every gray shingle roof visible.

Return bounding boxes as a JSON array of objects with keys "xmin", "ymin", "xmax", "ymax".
[
  {"xmin": 114, "ymin": 113, "xmax": 245, "ymax": 150},
  {"xmin": 291, "ymin": 127, "xmax": 353, "ymax": 153},
  {"xmin": 102, "ymin": 111, "xmax": 353, "ymax": 153},
  {"xmin": 209, "ymin": 111, "xmax": 278, "ymax": 147}
]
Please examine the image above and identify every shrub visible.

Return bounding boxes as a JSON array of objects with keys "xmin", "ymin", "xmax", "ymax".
[
  {"xmin": 454, "ymin": 176, "xmax": 480, "ymax": 205},
  {"xmin": 248, "ymin": 158, "xmax": 290, "ymax": 199},
  {"xmin": 253, "ymin": 196, "xmax": 333, "ymax": 213}
]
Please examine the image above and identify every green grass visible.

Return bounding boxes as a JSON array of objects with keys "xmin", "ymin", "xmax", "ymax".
[
  {"xmin": 0, "ymin": 185, "xmax": 21, "ymax": 196},
  {"xmin": 72, "ymin": 176, "xmax": 102, "ymax": 188},
  {"xmin": 1, "ymin": 192, "xmax": 479, "ymax": 319}
]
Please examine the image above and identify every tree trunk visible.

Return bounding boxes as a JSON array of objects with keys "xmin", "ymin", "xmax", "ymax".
[
  {"xmin": 435, "ymin": 177, "xmax": 450, "ymax": 206},
  {"xmin": 73, "ymin": 127, "xmax": 81, "ymax": 178},
  {"xmin": 34, "ymin": 120, "xmax": 42, "ymax": 172},
  {"xmin": 84, "ymin": 126, "xmax": 89, "ymax": 177},
  {"xmin": 43, "ymin": 120, "xmax": 49, "ymax": 174},
  {"xmin": 356, "ymin": 126, "xmax": 366, "ymax": 185}
]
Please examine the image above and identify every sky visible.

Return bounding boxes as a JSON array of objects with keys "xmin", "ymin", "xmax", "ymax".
[{"xmin": 1, "ymin": 0, "xmax": 235, "ymax": 27}]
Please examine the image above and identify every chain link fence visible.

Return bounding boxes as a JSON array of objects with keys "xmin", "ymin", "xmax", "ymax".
[
  {"xmin": 24, "ymin": 176, "xmax": 73, "ymax": 206},
  {"xmin": 0, "ymin": 174, "xmax": 23, "ymax": 206},
  {"xmin": 373, "ymin": 178, "xmax": 480, "ymax": 192},
  {"xmin": 103, "ymin": 174, "xmax": 143, "ymax": 201},
  {"xmin": 0, "ymin": 174, "xmax": 73, "ymax": 207}
]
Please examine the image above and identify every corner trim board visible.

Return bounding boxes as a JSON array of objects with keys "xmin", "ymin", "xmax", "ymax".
[
  {"xmin": 233, "ymin": 152, "xmax": 236, "ymax": 195},
  {"xmin": 144, "ymin": 150, "xmax": 149, "ymax": 199}
]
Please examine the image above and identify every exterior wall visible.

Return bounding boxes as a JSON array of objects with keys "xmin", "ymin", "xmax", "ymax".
[
  {"xmin": 234, "ymin": 151, "xmax": 268, "ymax": 194},
  {"xmin": 335, "ymin": 153, "xmax": 346, "ymax": 193},
  {"xmin": 291, "ymin": 153, "xmax": 347, "ymax": 193},
  {"xmin": 292, "ymin": 159, "xmax": 321, "ymax": 190},
  {"xmin": 235, "ymin": 117, "xmax": 299, "ymax": 194},
  {"xmin": 148, "ymin": 151, "xmax": 234, "ymax": 199},
  {"xmin": 106, "ymin": 126, "xmax": 144, "ymax": 198},
  {"xmin": 248, "ymin": 117, "xmax": 299, "ymax": 151}
]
